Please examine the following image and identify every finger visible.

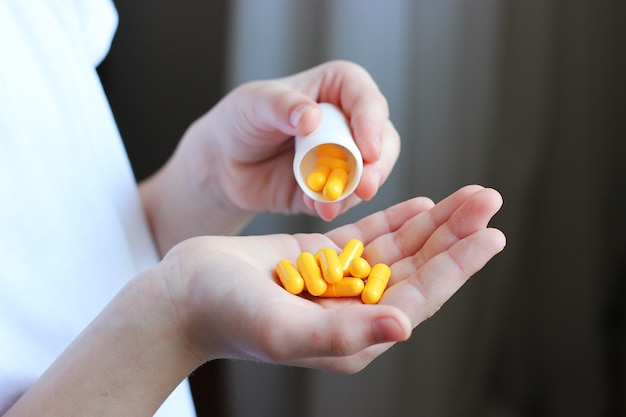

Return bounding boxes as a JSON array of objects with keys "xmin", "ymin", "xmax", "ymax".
[
  {"xmin": 300, "ymin": 195, "xmax": 354, "ymax": 222},
  {"xmin": 287, "ymin": 339, "xmax": 395, "ymax": 374},
  {"xmin": 332, "ymin": 65, "xmax": 389, "ymax": 163},
  {"xmin": 382, "ymin": 227, "xmax": 506, "ymax": 327},
  {"xmin": 354, "ymin": 120, "xmax": 401, "ymax": 201},
  {"xmin": 348, "ymin": 96, "xmax": 389, "ymax": 163},
  {"xmin": 388, "ymin": 188, "xmax": 502, "ymax": 286},
  {"xmin": 229, "ymin": 82, "xmax": 323, "ymax": 147},
  {"xmin": 313, "ymin": 199, "xmax": 345, "ymax": 222},
  {"xmin": 427, "ymin": 184, "xmax": 487, "ymax": 225},
  {"xmin": 415, "ymin": 187, "xmax": 503, "ymax": 269},
  {"xmin": 362, "ymin": 185, "xmax": 486, "ymax": 266},
  {"xmin": 254, "ymin": 303, "xmax": 411, "ymax": 364},
  {"xmin": 326, "ymin": 196, "xmax": 435, "ymax": 248}
]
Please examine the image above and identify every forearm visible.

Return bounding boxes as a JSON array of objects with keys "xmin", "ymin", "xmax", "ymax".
[{"xmin": 4, "ymin": 267, "xmax": 201, "ymax": 417}]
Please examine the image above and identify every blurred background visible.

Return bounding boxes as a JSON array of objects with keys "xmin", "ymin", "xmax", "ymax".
[{"xmin": 98, "ymin": 0, "xmax": 625, "ymax": 416}]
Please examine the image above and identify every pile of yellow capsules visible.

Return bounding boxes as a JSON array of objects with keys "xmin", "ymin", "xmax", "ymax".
[
  {"xmin": 306, "ymin": 144, "xmax": 351, "ymax": 201},
  {"xmin": 275, "ymin": 239, "xmax": 391, "ymax": 304}
]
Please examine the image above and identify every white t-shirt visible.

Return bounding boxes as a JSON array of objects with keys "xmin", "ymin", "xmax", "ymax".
[{"xmin": 0, "ymin": 1, "xmax": 195, "ymax": 415}]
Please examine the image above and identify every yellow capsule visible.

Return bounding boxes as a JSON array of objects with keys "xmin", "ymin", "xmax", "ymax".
[
  {"xmin": 296, "ymin": 252, "xmax": 327, "ymax": 296},
  {"xmin": 322, "ymin": 168, "xmax": 348, "ymax": 201},
  {"xmin": 349, "ymin": 257, "xmax": 371, "ymax": 279},
  {"xmin": 361, "ymin": 263, "xmax": 391, "ymax": 304},
  {"xmin": 320, "ymin": 277, "xmax": 365, "ymax": 297},
  {"xmin": 306, "ymin": 165, "xmax": 331, "ymax": 192},
  {"xmin": 275, "ymin": 259, "xmax": 305, "ymax": 295},
  {"xmin": 338, "ymin": 238, "xmax": 364, "ymax": 275},
  {"xmin": 317, "ymin": 144, "xmax": 347, "ymax": 160},
  {"xmin": 316, "ymin": 247, "xmax": 343, "ymax": 284},
  {"xmin": 316, "ymin": 155, "xmax": 350, "ymax": 172}
]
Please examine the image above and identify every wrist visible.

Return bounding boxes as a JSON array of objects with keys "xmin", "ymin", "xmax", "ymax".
[
  {"xmin": 139, "ymin": 135, "xmax": 254, "ymax": 257},
  {"xmin": 157, "ymin": 238, "xmax": 221, "ymax": 362}
]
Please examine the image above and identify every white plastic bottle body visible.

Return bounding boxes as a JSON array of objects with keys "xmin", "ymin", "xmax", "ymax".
[{"xmin": 293, "ymin": 103, "xmax": 363, "ymax": 202}]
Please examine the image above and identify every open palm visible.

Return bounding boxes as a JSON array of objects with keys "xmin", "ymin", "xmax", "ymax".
[{"xmin": 172, "ymin": 185, "xmax": 505, "ymax": 374}]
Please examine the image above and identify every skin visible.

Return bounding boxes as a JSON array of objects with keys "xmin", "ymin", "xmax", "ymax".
[
  {"xmin": 140, "ymin": 61, "xmax": 401, "ymax": 254},
  {"xmin": 5, "ymin": 61, "xmax": 506, "ymax": 416},
  {"xmin": 7, "ymin": 186, "xmax": 505, "ymax": 417}
]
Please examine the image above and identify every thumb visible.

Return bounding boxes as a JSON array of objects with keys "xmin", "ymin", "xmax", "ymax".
[{"xmin": 233, "ymin": 83, "xmax": 323, "ymax": 137}]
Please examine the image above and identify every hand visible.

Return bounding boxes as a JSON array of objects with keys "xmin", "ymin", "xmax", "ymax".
[
  {"xmin": 164, "ymin": 60, "xmax": 398, "ymax": 219},
  {"xmin": 166, "ymin": 185, "xmax": 505, "ymax": 373},
  {"xmin": 7, "ymin": 186, "xmax": 503, "ymax": 416},
  {"xmin": 142, "ymin": 60, "xmax": 399, "ymax": 254}
]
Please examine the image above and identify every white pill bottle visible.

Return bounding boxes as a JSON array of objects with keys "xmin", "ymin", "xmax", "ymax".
[{"xmin": 293, "ymin": 103, "xmax": 364, "ymax": 202}]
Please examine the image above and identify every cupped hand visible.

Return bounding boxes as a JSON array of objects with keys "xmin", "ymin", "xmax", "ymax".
[
  {"xmin": 176, "ymin": 60, "xmax": 400, "ymax": 222},
  {"xmin": 164, "ymin": 185, "xmax": 505, "ymax": 374}
]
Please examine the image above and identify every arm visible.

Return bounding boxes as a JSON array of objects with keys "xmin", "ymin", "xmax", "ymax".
[
  {"xmin": 5, "ymin": 186, "xmax": 504, "ymax": 416},
  {"xmin": 139, "ymin": 61, "xmax": 401, "ymax": 256},
  {"xmin": 4, "ymin": 266, "xmax": 200, "ymax": 417}
]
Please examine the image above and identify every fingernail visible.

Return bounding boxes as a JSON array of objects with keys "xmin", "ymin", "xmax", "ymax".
[
  {"xmin": 290, "ymin": 104, "xmax": 313, "ymax": 128},
  {"xmin": 372, "ymin": 317, "xmax": 406, "ymax": 343}
]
